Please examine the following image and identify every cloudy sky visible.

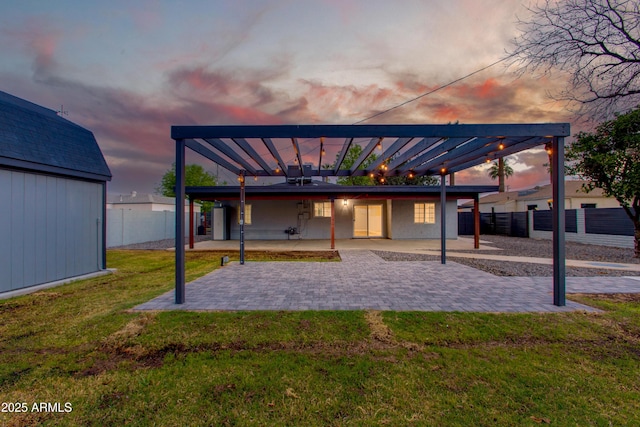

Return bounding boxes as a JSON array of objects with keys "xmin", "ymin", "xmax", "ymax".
[{"xmin": 0, "ymin": 0, "xmax": 574, "ymax": 194}]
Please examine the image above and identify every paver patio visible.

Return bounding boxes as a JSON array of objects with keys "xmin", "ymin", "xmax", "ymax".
[{"xmin": 135, "ymin": 250, "xmax": 640, "ymax": 313}]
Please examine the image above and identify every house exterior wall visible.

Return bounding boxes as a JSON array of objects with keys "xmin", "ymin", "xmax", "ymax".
[
  {"xmin": 222, "ymin": 198, "xmax": 457, "ymax": 240},
  {"xmin": 391, "ymin": 199, "xmax": 458, "ymax": 239},
  {"xmin": 0, "ymin": 168, "xmax": 105, "ymax": 293}
]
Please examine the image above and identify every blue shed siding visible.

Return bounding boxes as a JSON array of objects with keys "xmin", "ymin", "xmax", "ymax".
[{"xmin": 0, "ymin": 169, "xmax": 104, "ymax": 293}]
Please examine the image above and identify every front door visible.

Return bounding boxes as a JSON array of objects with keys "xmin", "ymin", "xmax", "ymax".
[{"xmin": 353, "ymin": 205, "xmax": 383, "ymax": 237}]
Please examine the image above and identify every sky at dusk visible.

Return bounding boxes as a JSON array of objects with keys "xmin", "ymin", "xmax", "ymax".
[{"xmin": 0, "ymin": 0, "xmax": 575, "ymax": 195}]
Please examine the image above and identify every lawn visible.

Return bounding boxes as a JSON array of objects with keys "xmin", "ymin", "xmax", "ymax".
[{"xmin": 1, "ymin": 250, "xmax": 639, "ymax": 426}]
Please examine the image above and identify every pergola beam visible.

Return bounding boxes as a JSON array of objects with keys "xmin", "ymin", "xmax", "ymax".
[
  {"xmin": 334, "ymin": 138, "xmax": 354, "ymax": 173},
  {"xmin": 232, "ymin": 137, "xmax": 273, "ymax": 175},
  {"xmin": 185, "ymin": 139, "xmax": 241, "ymax": 175},
  {"xmin": 367, "ymin": 137, "xmax": 413, "ymax": 171},
  {"xmin": 203, "ymin": 138, "xmax": 258, "ymax": 175},
  {"xmin": 261, "ymin": 138, "xmax": 288, "ymax": 176},
  {"xmin": 350, "ymin": 137, "xmax": 382, "ymax": 173}
]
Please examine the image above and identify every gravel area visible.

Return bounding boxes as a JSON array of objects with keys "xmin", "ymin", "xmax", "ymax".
[
  {"xmin": 373, "ymin": 235, "xmax": 640, "ymax": 277},
  {"xmin": 111, "ymin": 235, "xmax": 640, "ymax": 277},
  {"xmin": 457, "ymin": 235, "xmax": 638, "ymax": 264}
]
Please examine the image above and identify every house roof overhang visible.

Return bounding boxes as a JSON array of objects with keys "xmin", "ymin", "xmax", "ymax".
[{"xmin": 186, "ymin": 184, "xmax": 499, "ymax": 201}]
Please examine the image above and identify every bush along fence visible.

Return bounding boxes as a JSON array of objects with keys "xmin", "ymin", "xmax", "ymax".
[{"xmin": 459, "ymin": 208, "xmax": 634, "ymax": 249}]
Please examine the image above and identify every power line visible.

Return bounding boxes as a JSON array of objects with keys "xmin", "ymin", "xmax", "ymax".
[{"xmin": 353, "ymin": 54, "xmax": 515, "ymax": 125}]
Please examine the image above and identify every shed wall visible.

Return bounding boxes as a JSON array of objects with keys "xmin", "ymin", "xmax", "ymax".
[{"xmin": 0, "ymin": 169, "xmax": 104, "ymax": 293}]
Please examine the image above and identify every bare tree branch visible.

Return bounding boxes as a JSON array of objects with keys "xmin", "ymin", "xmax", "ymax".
[{"xmin": 509, "ymin": 0, "xmax": 640, "ymax": 121}]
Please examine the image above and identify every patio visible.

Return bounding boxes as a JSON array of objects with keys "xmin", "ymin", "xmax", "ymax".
[{"xmin": 135, "ymin": 248, "xmax": 640, "ymax": 313}]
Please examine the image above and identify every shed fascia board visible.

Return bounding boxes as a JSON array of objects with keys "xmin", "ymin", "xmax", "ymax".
[{"xmin": 0, "ymin": 157, "xmax": 112, "ymax": 182}]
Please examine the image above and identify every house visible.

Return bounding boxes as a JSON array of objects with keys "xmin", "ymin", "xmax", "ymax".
[
  {"xmin": 187, "ymin": 180, "xmax": 497, "ymax": 241},
  {"xmin": 460, "ymin": 180, "xmax": 620, "ymax": 213},
  {"xmin": 107, "ymin": 191, "xmax": 201, "ymax": 213},
  {"xmin": 0, "ymin": 91, "xmax": 112, "ymax": 295}
]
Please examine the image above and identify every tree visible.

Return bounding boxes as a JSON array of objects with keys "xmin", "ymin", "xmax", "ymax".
[
  {"xmin": 488, "ymin": 158, "xmax": 514, "ymax": 192},
  {"xmin": 566, "ymin": 107, "xmax": 640, "ymax": 257},
  {"xmin": 331, "ymin": 145, "xmax": 439, "ymax": 186},
  {"xmin": 156, "ymin": 163, "xmax": 218, "ymax": 213},
  {"xmin": 334, "ymin": 144, "xmax": 377, "ymax": 186},
  {"xmin": 510, "ymin": 0, "xmax": 640, "ymax": 120}
]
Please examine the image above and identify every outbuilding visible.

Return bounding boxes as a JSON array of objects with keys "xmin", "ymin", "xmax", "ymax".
[{"xmin": 0, "ymin": 91, "xmax": 112, "ymax": 295}]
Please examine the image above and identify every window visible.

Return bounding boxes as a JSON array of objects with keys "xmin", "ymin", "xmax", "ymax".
[
  {"xmin": 237, "ymin": 204, "xmax": 252, "ymax": 225},
  {"xmin": 414, "ymin": 203, "xmax": 435, "ymax": 224},
  {"xmin": 581, "ymin": 203, "xmax": 597, "ymax": 209},
  {"xmin": 314, "ymin": 201, "xmax": 332, "ymax": 217}
]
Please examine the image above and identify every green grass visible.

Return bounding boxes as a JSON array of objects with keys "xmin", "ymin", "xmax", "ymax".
[{"xmin": 1, "ymin": 250, "xmax": 640, "ymax": 426}]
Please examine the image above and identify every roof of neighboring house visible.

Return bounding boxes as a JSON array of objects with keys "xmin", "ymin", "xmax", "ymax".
[
  {"xmin": 0, "ymin": 91, "xmax": 111, "ymax": 181},
  {"xmin": 460, "ymin": 181, "xmax": 609, "ymax": 208},
  {"xmin": 107, "ymin": 193, "xmax": 178, "ymax": 205},
  {"xmin": 186, "ymin": 181, "xmax": 499, "ymax": 201}
]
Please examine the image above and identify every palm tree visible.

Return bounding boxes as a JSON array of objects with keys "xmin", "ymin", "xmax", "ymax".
[{"xmin": 488, "ymin": 158, "xmax": 514, "ymax": 192}]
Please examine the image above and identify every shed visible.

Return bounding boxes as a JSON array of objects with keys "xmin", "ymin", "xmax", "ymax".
[{"xmin": 0, "ymin": 91, "xmax": 112, "ymax": 295}]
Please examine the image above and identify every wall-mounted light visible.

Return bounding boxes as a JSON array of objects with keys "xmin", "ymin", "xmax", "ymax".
[{"xmin": 343, "ymin": 199, "xmax": 348, "ymax": 206}]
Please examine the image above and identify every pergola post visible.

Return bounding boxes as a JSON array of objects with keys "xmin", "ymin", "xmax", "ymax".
[
  {"xmin": 239, "ymin": 170, "xmax": 246, "ymax": 265},
  {"xmin": 189, "ymin": 198, "xmax": 194, "ymax": 249},
  {"xmin": 330, "ymin": 198, "xmax": 335, "ymax": 250},
  {"xmin": 175, "ymin": 138, "xmax": 186, "ymax": 304},
  {"xmin": 473, "ymin": 194, "xmax": 480, "ymax": 249},
  {"xmin": 552, "ymin": 137, "xmax": 566, "ymax": 306},
  {"xmin": 440, "ymin": 173, "xmax": 446, "ymax": 264}
]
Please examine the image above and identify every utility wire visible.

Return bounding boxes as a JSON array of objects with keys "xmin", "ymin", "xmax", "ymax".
[{"xmin": 352, "ymin": 54, "xmax": 515, "ymax": 125}]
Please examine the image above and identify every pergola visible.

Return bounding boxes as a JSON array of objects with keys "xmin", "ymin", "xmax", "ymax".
[{"xmin": 172, "ymin": 123, "xmax": 570, "ymax": 306}]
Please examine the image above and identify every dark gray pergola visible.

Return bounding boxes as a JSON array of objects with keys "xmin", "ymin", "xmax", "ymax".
[{"xmin": 172, "ymin": 123, "xmax": 569, "ymax": 307}]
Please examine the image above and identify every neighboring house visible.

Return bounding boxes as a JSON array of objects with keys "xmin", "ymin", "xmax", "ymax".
[
  {"xmin": 0, "ymin": 91, "xmax": 112, "ymax": 295},
  {"xmin": 107, "ymin": 191, "xmax": 201, "ymax": 213},
  {"xmin": 187, "ymin": 180, "xmax": 497, "ymax": 241},
  {"xmin": 460, "ymin": 181, "xmax": 620, "ymax": 213}
]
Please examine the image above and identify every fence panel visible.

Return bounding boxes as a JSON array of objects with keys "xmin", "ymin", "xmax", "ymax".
[
  {"xmin": 533, "ymin": 210, "xmax": 577, "ymax": 233},
  {"xmin": 584, "ymin": 208, "xmax": 634, "ymax": 236}
]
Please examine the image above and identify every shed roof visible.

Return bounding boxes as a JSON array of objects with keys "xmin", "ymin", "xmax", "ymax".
[{"xmin": 0, "ymin": 91, "xmax": 111, "ymax": 182}]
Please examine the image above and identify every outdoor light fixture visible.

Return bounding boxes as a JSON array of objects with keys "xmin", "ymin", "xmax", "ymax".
[
  {"xmin": 369, "ymin": 173, "xmax": 375, "ymax": 178},
  {"xmin": 379, "ymin": 177, "xmax": 385, "ymax": 183},
  {"xmin": 485, "ymin": 158, "xmax": 491, "ymax": 163},
  {"xmin": 440, "ymin": 167, "xmax": 447, "ymax": 174},
  {"xmin": 343, "ymin": 199, "xmax": 348, "ymax": 206},
  {"xmin": 408, "ymin": 171, "xmax": 414, "ymax": 179},
  {"xmin": 237, "ymin": 175, "xmax": 244, "ymax": 183},
  {"xmin": 498, "ymin": 142, "xmax": 505, "ymax": 150},
  {"xmin": 254, "ymin": 175, "xmax": 258, "ymax": 182},
  {"xmin": 545, "ymin": 142, "xmax": 553, "ymax": 155},
  {"xmin": 275, "ymin": 167, "xmax": 280, "ymax": 173}
]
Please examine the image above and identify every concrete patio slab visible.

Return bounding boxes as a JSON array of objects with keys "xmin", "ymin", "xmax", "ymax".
[{"xmin": 135, "ymin": 250, "xmax": 640, "ymax": 313}]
